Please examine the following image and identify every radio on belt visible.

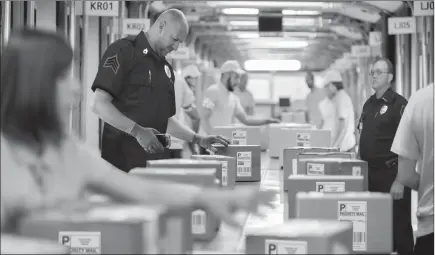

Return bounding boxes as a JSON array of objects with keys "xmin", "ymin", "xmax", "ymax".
[
  {"xmin": 214, "ymin": 144, "xmax": 261, "ymax": 182},
  {"xmin": 296, "ymin": 192, "xmax": 393, "ymax": 254},
  {"xmin": 213, "ymin": 125, "xmax": 261, "ymax": 147},
  {"xmin": 146, "ymin": 159, "xmax": 222, "ymax": 186},
  {"xmin": 268, "ymin": 123, "xmax": 313, "ymax": 158},
  {"xmin": 17, "ymin": 203, "xmax": 193, "ymax": 254},
  {"xmin": 298, "ymin": 158, "xmax": 369, "ymax": 190},
  {"xmin": 190, "ymin": 155, "xmax": 236, "ymax": 188},
  {"xmin": 244, "ymin": 219, "xmax": 353, "ymax": 254},
  {"xmin": 286, "ymin": 175, "xmax": 364, "ymax": 219},
  {"xmin": 130, "ymin": 167, "xmax": 221, "ymax": 242}
]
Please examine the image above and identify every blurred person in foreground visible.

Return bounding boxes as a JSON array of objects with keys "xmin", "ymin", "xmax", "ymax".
[
  {"xmin": 391, "ymin": 83, "xmax": 434, "ymax": 255},
  {"xmin": 200, "ymin": 60, "xmax": 279, "ymax": 136},
  {"xmin": 181, "ymin": 65, "xmax": 202, "ymax": 155},
  {"xmin": 305, "ymin": 71, "xmax": 326, "ymax": 129},
  {"xmin": 0, "ymin": 29, "xmax": 276, "ymax": 231},
  {"xmin": 324, "ymin": 71, "xmax": 356, "ymax": 152},
  {"xmin": 234, "ymin": 72, "xmax": 255, "ymax": 116}
]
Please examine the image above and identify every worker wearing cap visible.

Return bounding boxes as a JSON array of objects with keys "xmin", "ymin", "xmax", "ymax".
[
  {"xmin": 91, "ymin": 9, "xmax": 229, "ymax": 172},
  {"xmin": 324, "ymin": 71, "xmax": 356, "ymax": 152},
  {"xmin": 234, "ymin": 72, "xmax": 255, "ymax": 116},
  {"xmin": 200, "ymin": 60, "xmax": 279, "ymax": 137},
  {"xmin": 357, "ymin": 58, "xmax": 413, "ymax": 254}
]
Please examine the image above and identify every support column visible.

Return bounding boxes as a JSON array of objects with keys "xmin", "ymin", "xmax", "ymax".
[
  {"xmin": 12, "ymin": 1, "xmax": 25, "ymax": 29},
  {"xmin": 35, "ymin": 0, "xmax": 56, "ymax": 31},
  {"xmin": 381, "ymin": 13, "xmax": 396, "ymax": 90},
  {"xmin": 1, "ymin": 1, "xmax": 12, "ymax": 51}
]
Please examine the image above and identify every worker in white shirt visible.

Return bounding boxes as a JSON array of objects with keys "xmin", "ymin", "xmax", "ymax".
[
  {"xmin": 234, "ymin": 72, "xmax": 255, "ymax": 115},
  {"xmin": 181, "ymin": 65, "xmax": 202, "ymax": 154},
  {"xmin": 324, "ymin": 71, "xmax": 356, "ymax": 152},
  {"xmin": 200, "ymin": 60, "xmax": 279, "ymax": 137},
  {"xmin": 318, "ymin": 96, "xmax": 336, "ymax": 145},
  {"xmin": 305, "ymin": 71, "xmax": 326, "ymax": 129}
]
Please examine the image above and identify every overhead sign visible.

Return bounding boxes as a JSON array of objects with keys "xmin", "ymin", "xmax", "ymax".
[
  {"xmin": 388, "ymin": 17, "xmax": 416, "ymax": 35},
  {"xmin": 166, "ymin": 46, "xmax": 191, "ymax": 60},
  {"xmin": 351, "ymin": 45, "xmax": 371, "ymax": 58},
  {"xmin": 123, "ymin": 19, "xmax": 150, "ymax": 35},
  {"xmin": 413, "ymin": 1, "xmax": 434, "ymax": 16},
  {"xmin": 85, "ymin": 1, "xmax": 119, "ymax": 17},
  {"xmin": 369, "ymin": 31, "xmax": 382, "ymax": 46}
]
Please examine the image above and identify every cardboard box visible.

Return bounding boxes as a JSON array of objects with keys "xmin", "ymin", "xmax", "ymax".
[
  {"xmin": 213, "ymin": 125, "xmax": 261, "ymax": 147},
  {"xmin": 245, "ymin": 219, "xmax": 353, "ymax": 254},
  {"xmin": 281, "ymin": 112, "xmax": 307, "ymax": 124},
  {"xmin": 286, "ymin": 175, "xmax": 364, "ymax": 219},
  {"xmin": 297, "ymin": 158, "xmax": 369, "ymax": 190},
  {"xmin": 268, "ymin": 123, "xmax": 313, "ymax": 158},
  {"xmin": 147, "ymin": 159, "xmax": 223, "ymax": 186},
  {"xmin": 282, "ymin": 147, "xmax": 338, "ymax": 188},
  {"xmin": 1, "ymin": 235, "xmax": 70, "ymax": 254},
  {"xmin": 18, "ymin": 204, "xmax": 192, "ymax": 254},
  {"xmin": 296, "ymin": 192, "xmax": 393, "ymax": 254},
  {"xmin": 130, "ymin": 167, "xmax": 220, "ymax": 241},
  {"xmin": 260, "ymin": 125, "xmax": 269, "ymax": 151},
  {"xmin": 294, "ymin": 151, "xmax": 355, "ymax": 175},
  {"xmin": 214, "ymin": 145, "xmax": 262, "ymax": 182},
  {"xmin": 190, "ymin": 155, "xmax": 236, "ymax": 188}
]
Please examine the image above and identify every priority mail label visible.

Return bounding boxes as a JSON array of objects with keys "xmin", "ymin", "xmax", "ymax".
[
  {"xmin": 306, "ymin": 163, "xmax": 325, "ymax": 175},
  {"xmin": 352, "ymin": 166, "xmax": 361, "ymax": 176},
  {"xmin": 59, "ymin": 231, "xmax": 101, "ymax": 254},
  {"xmin": 237, "ymin": 151, "xmax": 252, "ymax": 177},
  {"xmin": 296, "ymin": 133, "xmax": 311, "ymax": 147},
  {"xmin": 316, "ymin": 182, "xmax": 346, "ymax": 193},
  {"xmin": 292, "ymin": 158, "xmax": 298, "ymax": 175},
  {"xmin": 191, "ymin": 210, "xmax": 206, "ymax": 235},
  {"xmin": 221, "ymin": 161, "xmax": 228, "ymax": 186},
  {"xmin": 338, "ymin": 201, "xmax": 367, "ymax": 251},
  {"xmin": 232, "ymin": 130, "xmax": 247, "ymax": 145},
  {"xmin": 265, "ymin": 239, "xmax": 307, "ymax": 254}
]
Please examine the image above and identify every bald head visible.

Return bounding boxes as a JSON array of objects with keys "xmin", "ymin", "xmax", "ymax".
[{"xmin": 150, "ymin": 9, "xmax": 189, "ymax": 57}]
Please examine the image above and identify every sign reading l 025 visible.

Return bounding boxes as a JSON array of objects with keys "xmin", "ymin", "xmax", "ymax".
[{"xmin": 388, "ymin": 17, "xmax": 416, "ymax": 35}]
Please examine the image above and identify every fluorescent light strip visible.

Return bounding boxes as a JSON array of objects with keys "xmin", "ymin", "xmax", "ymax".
[
  {"xmin": 210, "ymin": 1, "xmax": 326, "ymax": 8},
  {"xmin": 244, "ymin": 60, "xmax": 302, "ymax": 71},
  {"xmin": 282, "ymin": 10, "xmax": 321, "ymax": 16},
  {"xmin": 229, "ymin": 18, "xmax": 317, "ymax": 27},
  {"xmin": 222, "ymin": 8, "xmax": 259, "ymax": 15}
]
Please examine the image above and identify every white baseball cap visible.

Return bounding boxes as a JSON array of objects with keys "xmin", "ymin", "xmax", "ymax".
[
  {"xmin": 182, "ymin": 65, "xmax": 201, "ymax": 79},
  {"xmin": 324, "ymin": 71, "xmax": 343, "ymax": 85},
  {"xmin": 220, "ymin": 60, "xmax": 245, "ymax": 75}
]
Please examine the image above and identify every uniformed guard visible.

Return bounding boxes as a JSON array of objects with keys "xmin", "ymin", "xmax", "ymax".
[
  {"xmin": 91, "ymin": 9, "xmax": 229, "ymax": 173},
  {"xmin": 358, "ymin": 57, "xmax": 414, "ymax": 254}
]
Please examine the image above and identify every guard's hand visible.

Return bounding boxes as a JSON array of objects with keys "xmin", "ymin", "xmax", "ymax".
[
  {"xmin": 390, "ymin": 180, "xmax": 404, "ymax": 200},
  {"xmin": 195, "ymin": 187, "xmax": 277, "ymax": 228},
  {"xmin": 195, "ymin": 134, "xmax": 230, "ymax": 153},
  {"xmin": 267, "ymin": 118, "xmax": 281, "ymax": 124},
  {"xmin": 130, "ymin": 124, "xmax": 164, "ymax": 154}
]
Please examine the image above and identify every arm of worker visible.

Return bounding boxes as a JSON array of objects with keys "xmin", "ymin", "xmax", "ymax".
[
  {"xmin": 167, "ymin": 116, "xmax": 196, "ymax": 142},
  {"xmin": 331, "ymin": 96, "xmax": 347, "ymax": 149},
  {"xmin": 235, "ymin": 98, "xmax": 279, "ymax": 126},
  {"xmin": 182, "ymin": 79, "xmax": 201, "ymax": 122},
  {"xmin": 391, "ymin": 99, "xmax": 420, "ymax": 191},
  {"xmin": 199, "ymin": 87, "xmax": 219, "ymax": 134},
  {"xmin": 245, "ymin": 92, "xmax": 255, "ymax": 115}
]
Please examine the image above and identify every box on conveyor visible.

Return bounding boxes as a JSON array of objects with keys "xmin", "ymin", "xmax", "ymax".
[
  {"xmin": 214, "ymin": 144, "xmax": 261, "ymax": 182},
  {"xmin": 286, "ymin": 175, "xmax": 364, "ymax": 219},
  {"xmin": 18, "ymin": 203, "xmax": 192, "ymax": 254},
  {"xmin": 281, "ymin": 111, "xmax": 307, "ymax": 124},
  {"xmin": 1, "ymin": 235, "xmax": 70, "ymax": 254},
  {"xmin": 296, "ymin": 192, "xmax": 393, "ymax": 254},
  {"xmin": 282, "ymin": 147, "xmax": 339, "ymax": 187},
  {"xmin": 190, "ymin": 154, "xmax": 236, "ymax": 188},
  {"xmin": 260, "ymin": 125, "xmax": 269, "ymax": 151},
  {"xmin": 245, "ymin": 219, "xmax": 353, "ymax": 254},
  {"xmin": 297, "ymin": 158, "xmax": 369, "ymax": 190},
  {"xmin": 130, "ymin": 167, "xmax": 220, "ymax": 241},
  {"xmin": 213, "ymin": 125, "xmax": 261, "ymax": 147},
  {"xmin": 294, "ymin": 151, "xmax": 356, "ymax": 175},
  {"xmin": 147, "ymin": 158, "xmax": 222, "ymax": 186},
  {"xmin": 268, "ymin": 123, "xmax": 313, "ymax": 158}
]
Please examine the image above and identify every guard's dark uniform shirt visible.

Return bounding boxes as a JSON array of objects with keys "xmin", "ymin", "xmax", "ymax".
[
  {"xmin": 91, "ymin": 31, "xmax": 176, "ymax": 172},
  {"xmin": 358, "ymin": 87, "xmax": 407, "ymax": 163}
]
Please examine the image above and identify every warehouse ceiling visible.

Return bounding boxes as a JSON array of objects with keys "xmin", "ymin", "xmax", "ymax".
[{"xmin": 154, "ymin": 1, "xmax": 404, "ymax": 71}]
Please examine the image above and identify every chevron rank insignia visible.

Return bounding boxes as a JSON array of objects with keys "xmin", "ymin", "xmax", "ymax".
[{"xmin": 103, "ymin": 54, "xmax": 120, "ymax": 74}]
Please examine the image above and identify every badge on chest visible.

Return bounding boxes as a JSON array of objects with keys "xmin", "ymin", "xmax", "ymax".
[{"xmin": 379, "ymin": 105, "xmax": 388, "ymax": 115}]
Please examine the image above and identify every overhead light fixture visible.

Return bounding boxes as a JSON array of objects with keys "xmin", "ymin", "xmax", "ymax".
[
  {"xmin": 229, "ymin": 20, "xmax": 258, "ymax": 26},
  {"xmin": 244, "ymin": 40, "xmax": 309, "ymax": 48},
  {"xmin": 222, "ymin": 8, "xmax": 259, "ymax": 15},
  {"xmin": 209, "ymin": 1, "xmax": 326, "ymax": 8},
  {"xmin": 229, "ymin": 18, "xmax": 318, "ymax": 27},
  {"xmin": 282, "ymin": 10, "xmax": 321, "ymax": 16},
  {"xmin": 236, "ymin": 32, "xmax": 260, "ymax": 39},
  {"xmin": 244, "ymin": 60, "xmax": 302, "ymax": 71}
]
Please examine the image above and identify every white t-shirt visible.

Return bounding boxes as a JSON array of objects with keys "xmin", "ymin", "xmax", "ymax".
[
  {"xmin": 171, "ymin": 74, "xmax": 195, "ymax": 149},
  {"xmin": 201, "ymin": 83, "xmax": 244, "ymax": 134},
  {"xmin": 318, "ymin": 97, "xmax": 336, "ymax": 145},
  {"xmin": 391, "ymin": 83, "xmax": 434, "ymax": 238},
  {"xmin": 332, "ymin": 90, "xmax": 356, "ymax": 151}
]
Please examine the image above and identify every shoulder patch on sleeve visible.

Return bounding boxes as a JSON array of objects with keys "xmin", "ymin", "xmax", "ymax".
[{"xmin": 103, "ymin": 54, "xmax": 120, "ymax": 74}]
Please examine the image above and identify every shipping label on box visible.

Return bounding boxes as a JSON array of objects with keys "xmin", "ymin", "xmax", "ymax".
[
  {"xmin": 338, "ymin": 201, "xmax": 367, "ymax": 252},
  {"xmin": 58, "ymin": 231, "xmax": 101, "ymax": 254},
  {"xmin": 191, "ymin": 210, "xmax": 206, "ymax": 235},
  {"xmin": 307, "ymin": 163, "xmax": 325, "ymax": 175},
  {"xmin": 316, "ymin": 182, "xmax": 346, "ymax": 193},
  {"xmin": 237, "ymin": 152, "xmax": 252, "ymax": 177},
  {"xmin": 221, "ymin": 161, "xmax": 228, "ymax": 186},
  {"xmin": 265, "ymin": 239, "xmax": 308, "ymax": 254},
  {"xmin": 296, "ymin": 133, "xmax": 311, "ymax": 147},
  {"xmin": 232, "ymin": 130, "xmax": 247, "ymax": 145}
]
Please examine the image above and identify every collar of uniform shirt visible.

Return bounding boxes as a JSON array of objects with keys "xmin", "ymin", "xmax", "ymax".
[
  {"xmin": 133, "ymin": 31, "xmax": 162, "ymax": 60},
  {"xmin": 370, "ymin": 87, "xmax": 396, "ymax": 104}
]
